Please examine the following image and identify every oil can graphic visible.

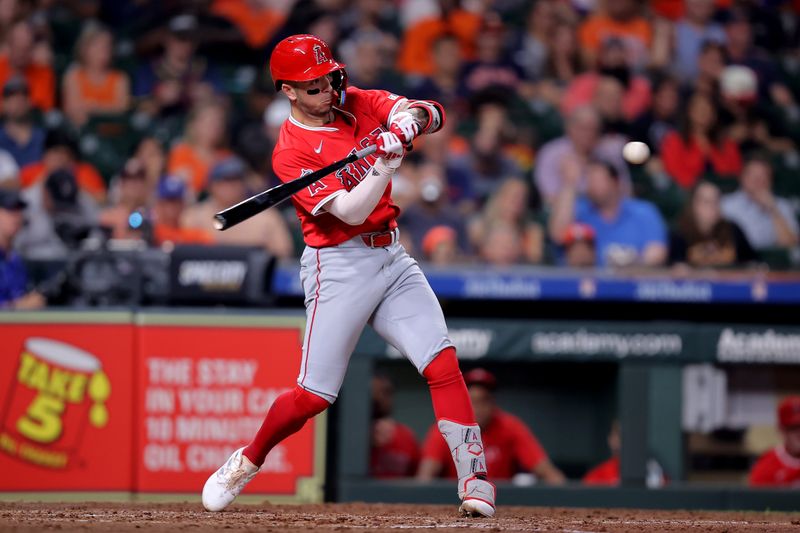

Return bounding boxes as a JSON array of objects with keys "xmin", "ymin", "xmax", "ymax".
[{"xmin": 0, "ymin": 338, "xmax": 110, "ymax": 468}]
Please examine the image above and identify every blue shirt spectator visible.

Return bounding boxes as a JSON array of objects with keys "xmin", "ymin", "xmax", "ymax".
[
  {"xmin": 549, "ymin": 160, "xmax": 668, "ymax": 267},
  {"xmin": 575, "ymin": 196, "xmax": 667, "ymax": 267},
  {"xmin": 672, "ymin": 2, "xmax": 727, "ymax": 84},
  {"xmin": 0, "ymin": 76, "xmax": 46, "ymax": 167},
  {"xmin": 0, "ymin": 188, "xmax": 35, "ymax": 308}
]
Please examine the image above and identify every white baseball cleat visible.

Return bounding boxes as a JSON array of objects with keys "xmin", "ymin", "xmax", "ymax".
[
  {"xmin": 202, "ymin": 447, "xmax": 259, "ymax": 512},
  {"xmin": 458, "ymin": 476, "xmax": 496, "ymax": 518}
]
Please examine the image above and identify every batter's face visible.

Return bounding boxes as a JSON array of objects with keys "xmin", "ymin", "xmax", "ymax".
[{"xmin": 283, "ymin": 75, "xmax": 335, "ymax": 119}]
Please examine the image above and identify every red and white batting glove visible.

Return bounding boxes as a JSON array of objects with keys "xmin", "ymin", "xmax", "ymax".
[
  {"xmin": 371, "ymin": 131, "xmax": 405, "ymax": 169},
  {"xmin": 389, "ymin": 111, "xmax": 420, "ymax": 144}
]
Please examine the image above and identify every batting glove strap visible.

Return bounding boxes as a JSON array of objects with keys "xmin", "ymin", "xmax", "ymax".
[{"xmin": 408, "ymin": 100, "xmax": 446, "ymax": 134}]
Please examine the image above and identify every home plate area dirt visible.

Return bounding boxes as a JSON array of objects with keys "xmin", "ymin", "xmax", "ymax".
[{"xmin": 1, "ymin": 502, "xmax": 799, "ymax": 532}]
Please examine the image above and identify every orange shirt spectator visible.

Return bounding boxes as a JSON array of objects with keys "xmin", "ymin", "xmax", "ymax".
[
  {"xmin": 211, "ymin": 0, "xmax": 286, "ymax": 48},
  {"xmin": 396, "ymin": 10, "xmax": 481, "ymax": 77},
  {"xmin": 152, "ymin": 175, "xmax": 214, "ymax": 246},
  {"xmin": 579, "ymin": 16, "xmax": 652, "ymax": 68},
  {"xmin": 660, "ymin": 130, "xmax": 742, "ymax": 189},
  {"xmin": 20, "ymin": 162, "xmax": 106, "ymax": 201},
  {"xmin": 0, "ymin": 55, "xmax": 54, "ymax": 112},
  {"xmin": 0, "ymin": 20, "xmax": 55, "ymax": 112},
  {"xmin": 61, "ymin": 22, "xmax": 130, "ymax": 127},
  {"xmin": 167, "ymin": 141, "xmax": 230, "ymax": 195},
  {"xmin": 167, "ymin": 100, "xmax": 230, "ymax": 195}
]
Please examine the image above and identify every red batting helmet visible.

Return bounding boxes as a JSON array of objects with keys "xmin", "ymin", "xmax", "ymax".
[{"xmin": 269, "ymin": 34, "xmax": 348, "ymax": 105}]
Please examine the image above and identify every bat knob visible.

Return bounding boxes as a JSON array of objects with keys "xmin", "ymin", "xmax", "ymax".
[{"xmin": 213, "ymin": 214, "xmax": 226, "ymax": 231}]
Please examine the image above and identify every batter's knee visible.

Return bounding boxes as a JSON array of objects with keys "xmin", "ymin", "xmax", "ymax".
[
  {"xmin": 422, "ymin": 346, "xmax": 462, "ymax": 387},
  {"xmin": 293, "ymin": 385, "xmax": 331, "ymax": 418}
]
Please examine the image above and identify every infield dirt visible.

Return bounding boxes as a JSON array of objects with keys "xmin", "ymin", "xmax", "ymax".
[{"xmin": 1, "ymin": 501, "xmax": 799, "ymax": 532}]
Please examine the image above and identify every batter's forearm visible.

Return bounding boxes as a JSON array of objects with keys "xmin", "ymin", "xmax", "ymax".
[{"xmin": 325, "ymin": 160, "xmax": 394, "ymax": 225}]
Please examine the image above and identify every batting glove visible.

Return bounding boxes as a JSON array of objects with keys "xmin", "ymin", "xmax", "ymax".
[
  {"xmin": 389, "ymin": 111, "xmax": 420, "ymax": 144},
  {"xmin": 371, "ymin": 131, "xmax": 405, "ymax": 169}
]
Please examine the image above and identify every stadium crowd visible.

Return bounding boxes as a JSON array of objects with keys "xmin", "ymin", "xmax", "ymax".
[{"xmin": 1, "ymin": 0, "xmax": 800, "ymax": 308}]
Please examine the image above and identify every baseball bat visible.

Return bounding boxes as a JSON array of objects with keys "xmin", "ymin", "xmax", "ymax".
[{"xmin": 213, "ymin": 144, "xmax": 378, "ymax": 231}]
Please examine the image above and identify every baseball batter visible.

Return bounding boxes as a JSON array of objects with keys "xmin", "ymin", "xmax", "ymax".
[{"xmin": 202, "ymin": 34, "xmax": 496, "ymax": 517}]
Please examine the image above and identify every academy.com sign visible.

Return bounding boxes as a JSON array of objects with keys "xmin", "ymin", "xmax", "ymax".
[
  {"xmin": 716, "ymin": 328, "xmax": 800, "ymax": 364},
  {"xmin": 531, "ymin": 329, "xmax": 683, "ymax": 359}
]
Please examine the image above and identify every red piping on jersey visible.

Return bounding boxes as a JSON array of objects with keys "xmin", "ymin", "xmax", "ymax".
[{"xmin": 301, "ymin": 248, "xmax": 323, "ymax": 386}]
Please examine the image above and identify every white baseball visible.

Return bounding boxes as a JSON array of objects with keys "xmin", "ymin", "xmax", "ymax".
[{"xmin": 622, "ymin": 141, "xmax": 650, "ymax": 165}]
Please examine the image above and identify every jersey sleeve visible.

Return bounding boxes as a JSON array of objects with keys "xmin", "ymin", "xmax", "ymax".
[
  {"xmin": 748, "ymin": 452, "xmax": 776, "ymax": 486},
  {"xmin": 420, "ymin": 423, "xmax": 450, "ymax": 465},
  {"xmin": 272, "ymin": 147, "xmax": 347, "ymax": 216},
  {"xmin": 507, "ymin": 414, "xmax": 549, "ymax": 472},
  {"xmin": 347, "ymin": 86, "xmax": 408, "ymax": 129}
]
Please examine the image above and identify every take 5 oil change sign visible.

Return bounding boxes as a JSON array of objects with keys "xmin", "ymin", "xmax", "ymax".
[{"xmin": 0, "ymin": 322, "xmax": 135, "ymax": 491}]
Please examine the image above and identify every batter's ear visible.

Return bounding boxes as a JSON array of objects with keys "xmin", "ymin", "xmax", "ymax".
[{"xmin": 281, "ymin": 83, "xmax": 297, "ymax": 102}]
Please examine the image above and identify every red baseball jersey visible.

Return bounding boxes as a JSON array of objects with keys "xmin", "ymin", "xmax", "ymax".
[
  {"xmin": 583, "ymin": 456, "xmax": 620, "ymax": 486},
  {"xmin": 369, "ymin": 420, "xmax": 421, "ymax": 478},
  {"xmin": 749, "ymin": 446, "xmax": 800, "ymax": 487},
  {"xmin": 272, "ymin": 86, "xmax": 408, "ymax": 247},
  {"xmin": 420, "ymin": 408, "xmax": 548, "ymax": 479}
]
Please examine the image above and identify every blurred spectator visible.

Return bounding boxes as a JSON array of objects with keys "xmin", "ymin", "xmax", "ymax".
[
  {"xmin": 167, "ymin": 100, "xmax": 231, "ymax": 196},
  {"xmin": 181, "ymin": 156, "xmax": 293, "ymax": 258},
  {"xmin": 0, "ymin": 75, "xmax": 45, "ymax": 168},
  {"xmin": 669, "ymin": 0, "xmax": 726, "ymax": 83},
  {"xmin": 630, "ymin": 75, "xmax": 680, "ymax": 155},
  {"xmin": 231, "ymin": 75, "xmax": 277, "ymax": 177},
  {"xmin": 369, "ymin": 373, "xmax": 421, "ymax": 479},
  {"xmin": 210, "ymin": 0, "xmax": 288, "ymax": 50},
  {"xmin": 407, "ymin": 33, "xmax": 465, "ymax": 111},
  {"xmin": 539, "ymin": 20, "xmax": 582, "ymax": 90},
  {"xmin": 669, "ymin": 181, "xmax": 756, "ymax": 267},
  {"xmin": 451, "ymin": 95, "xmax": 524, "ymax": 202},
  {"xmin": 340, "ymin": 30, "xmax": 404, "ymax": 94},
  {"xmin": 421, "ymin": 225, "xmax": 459, "ymax": 265},
  {"xmin": 132, "ymin": 136, "xmax": 167, "ymax": 194},
  {"xmin": 511, "ymin": 0, "xmax": 558, "ymax": 82},
  {"xmin": 720, "ymin": 155, "xmax": 799, "ymax": 250},
  {"xmin": 549, "ymin": 159, "xmax": 668, "ymax": 267},
  {"xmin": 583, "ymin": 420, "xmax": 622, "ymax": 485},
  {"xmin": 61, "ymin": 21, "xmax": 131, "ymax": 127},
  {"xmin": 19, "ymin": 129, "xmax": 106, "ymax": 203},
  {"xmin": 583, "ymin": 420, "xmax": 667, "ymax": 487},
  {"xmin": 398, "ymin": 161, "xmax": 469, "ymax": 256},
  {"xmin": 152, "ymin": 176, "xmax": 213, "ymax": 247},
  {"xmin": 563, "ymin": 222, "xmax": 596, "ymax": 267},
  {"xmin": 417, "ymin": 368, "xmax": 566, "ymax": 484},
  {"xmin": 534, "ymin": 106, "xmax": 630, "ymax": 205},
  {"xmin": 719, "ymin": 65, "xmax": 797, "ymax": 156},
  {"xmin": 562, "ymin": 37, "xmax": 651, "ymax": 122},
  {"xmin": 98, "ymin": 159, "xmax": 150, "ymax": 240},
  {"xmin": 469, "ymin": 177, "xmax": 544, "ymax": 264},
  {"xmin": 0, "ymin": 188, "xmax": 43, "ymax": 309},
  {"xmin": 16, "ymin": 169, "xmax": 99, "ymax": 261},
  {"xmin": 749, "ymin": 396, "xmax": 800, "ymax": 487},
  {"xmin": 134, "ymin": 14, "xmax": 223, "ymax": 118},
  {"xmin": 460, "ymin": 13, "xmax": 523, "ymax": 96},
  {"xmin": 396, "ymin": 0, "xmax": 481, "ymax": 77},
  {"xmin": 660, "ymin": 92, "xmax": 742, "ymax": 189},
  {"xmin": 577, "ymin": 0, "xmax": 651, "ymax": 69},
  {"xmin": 687, "ymin": 40, "xmax": 726, "ymax": 97},
  {"xmin": 479, "ymin": 220, "xmax": 524, "ymax": 266},
  {"xmin": 591, "ymin": 75, "xmax": 630, "ymax": 136},
  {"xmin": 0, "ymin": 19, "xmax": 55, "ymax": 112}
]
